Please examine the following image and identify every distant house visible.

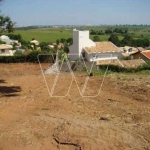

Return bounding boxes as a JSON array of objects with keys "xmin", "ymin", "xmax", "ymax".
[
  {"xmin": 30, "ymin": 40, "xmax": 39, "ymax": 46},
  {"xmin": 14, "ymin": 42, "xmax": 22, "ymax": 50},
  {"xmin": 120, "ymin": 46, "xmax": 139, "ymax": 57},
  {"xmin": 137, "ymin": 47, "xmax": 145, "ymax": 52},
  {"xmin": 0, "ymin": 44, "xmax": 15, "ymax": 56},
  {"xmin": 131, "ymin": 50, "xmax": 150, "ymax": 62},
  {"xmin": 69, "ymin": 29, "xmax": 122, "ymax": 62},
  {"xmin": 47, "ymin": 44, "xmax": 54, "ymax": 49},
  {"xmin": 57, "ymin": 43, "xmax": 64, "ymax": 49},
  {"xmin": 0, "ymin": 35, "xmax": 12, "ymax": 44}
]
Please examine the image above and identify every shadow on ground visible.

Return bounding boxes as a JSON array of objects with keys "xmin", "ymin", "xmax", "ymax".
[
  {"xmin": 0, "ymin": 79, "xmax": 6, "ymax": 84},
  {"xmin": 0, "ymin": 79, "xmax": 21, "ymax": 97}
]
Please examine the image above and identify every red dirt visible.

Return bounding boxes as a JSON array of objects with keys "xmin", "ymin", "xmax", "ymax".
[{"xmin": 0, "ymin": 63, "xmax": 150, "ymax": 150}]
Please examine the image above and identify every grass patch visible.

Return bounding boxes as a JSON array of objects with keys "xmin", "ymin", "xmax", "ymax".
[
  {"xmin": 13, "ymin": 28, "xmax": 72, "ymax": 43},
  {"xmin": 14, "ymin": 28, "xmax": 124, "ymax": 43}
]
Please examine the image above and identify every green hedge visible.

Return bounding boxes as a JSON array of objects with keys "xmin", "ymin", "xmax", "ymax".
[
  {"xmin": 0, "ymin": 51, "xmax": 55, "ymax": 63},
  {"xmin": 98, "ymin": 64, "xmax": 150, "ymax": 73},
  {"xmin": 0, "ymin": 55, "xmax": 26, "ymax": 63}
]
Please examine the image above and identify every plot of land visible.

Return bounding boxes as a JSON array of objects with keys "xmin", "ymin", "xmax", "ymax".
[{"xmin": 0, "ymin": 63, "xmax": 150, "ymax": 150}]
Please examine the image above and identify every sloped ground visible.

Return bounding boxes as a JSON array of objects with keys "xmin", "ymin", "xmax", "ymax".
[{"xmin": 0, "ymin": 63, "xmax": 150, "ymax": 150}]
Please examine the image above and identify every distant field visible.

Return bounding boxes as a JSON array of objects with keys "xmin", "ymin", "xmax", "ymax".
[
  {"xmin": 13, "ymin": 26, "xmax": 150, "ymax": 43},
  {"xmin": 13, "ymin": 28, "xmax": 124, "ymax": 43},
  {"xmin": 13, "ymin": 28, "xmax": 72, "ymax": 43}
]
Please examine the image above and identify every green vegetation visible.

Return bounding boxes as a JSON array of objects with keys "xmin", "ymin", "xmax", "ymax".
[
  {"xmin": 94, "ymin": 64, "xmax": 150, "ymax": 76},
  {"xmin": 93, "ymin": 35, "xmax": 100, "ymax": 41},
  {"xmin": 0, "ymin": 15, "xmax": 15, "ymax": 33},
  {"xmin": 10, "ymin": 25, "xmax": 150, "ymax": 46},
  {"xmin": 13, "ymin": 28, "xmax": 72, "ymax": 43},
  {"xmin": 0, "ymin": 50, "xmax": 54, "ymax": 63}
]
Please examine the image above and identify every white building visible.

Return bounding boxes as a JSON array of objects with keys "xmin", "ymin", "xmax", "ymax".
[
  {"xmin": 0, "ymin": 35, "xmax": 18, "ymax": 45},
  {"xmin": 69, "ymin": 29, "xmax": 122, "ymax": 62},
  {"xmin": 30, "ymin": 40, "xmax": 39, "ymax": 46},
  {"xmin": 0, "ymin": 44, "xmax": 15, "ymax": 56},
  {"xmin": 0, "ymin": 35, "xmax": 13, "ymax": 44}
]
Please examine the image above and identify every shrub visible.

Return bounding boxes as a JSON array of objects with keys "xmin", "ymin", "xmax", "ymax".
[
  {"xmin": 0, "ymin": 51, "xmax": 54, "ymax": 63},
  {"xmin": 97, "ymin": 64, "xmax": 150, "ymax": 73}
]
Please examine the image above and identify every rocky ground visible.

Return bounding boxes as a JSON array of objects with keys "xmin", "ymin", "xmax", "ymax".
[{"xmin": 0, "ymin": 63, "xmax": 150, "ymax": 150}]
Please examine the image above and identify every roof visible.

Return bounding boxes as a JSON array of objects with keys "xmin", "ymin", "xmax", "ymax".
[
  {"xmin": 30, "ymin": 40, "xmax": 39, "ymax": 45},
  {"xmin": 122, "ymin": 50, "xmax": 139, "ymax": 57},
  {"xmin": 137, "ymin": 47, "xmax": 145, "ymax": 52},
  {"xmin": 84, "ymin": 41, "xmax": 119, "ymax": 54},
  {"xmin": 0, "ymin": 44, "xmax": 13, "ymax": 50},
  {"xmin": 141, "ymin": 50, "xmax": 150, "ymax": 60},
  {"xmin": 96, "ymin": 59, "xmax": 146, "ymax": 68}
]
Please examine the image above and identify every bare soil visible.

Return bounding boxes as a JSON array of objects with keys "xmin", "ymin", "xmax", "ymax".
[{"xmin": 0, "ymin": 63, "xmax": 150, "ymax": 150}]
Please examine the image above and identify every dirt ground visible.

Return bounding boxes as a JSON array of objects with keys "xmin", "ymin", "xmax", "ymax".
[{"xmin": 0, "ymin": 63, "xmax": 150, "ymax": 150}]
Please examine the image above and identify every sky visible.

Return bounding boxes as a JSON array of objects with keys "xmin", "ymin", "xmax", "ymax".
[{"xmin": 1, "ymin": 0, "xmax": 150, "ymax": 26}]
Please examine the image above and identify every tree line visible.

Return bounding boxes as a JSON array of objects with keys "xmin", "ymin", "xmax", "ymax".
[
  {"xmin": 108, "ymin": 34, "xmax": 150, "ymax": 47},
  {"xmin": 93, "ymin": 34, "xmax": 150, "ymax": 47},
  {"xmin": 90, "ymin": 28, "xmax": 128, "ymax": 35}
]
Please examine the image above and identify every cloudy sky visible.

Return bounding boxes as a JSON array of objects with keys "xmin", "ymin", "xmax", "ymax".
[{"xmin": 1, "ymin": 0, "xmax": 150, "ymax": 26}]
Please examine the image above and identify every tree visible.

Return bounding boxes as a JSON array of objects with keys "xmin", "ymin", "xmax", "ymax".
[
  {"xmin": 0, "ymin": 15, "xmax": 15, "ymax": 33},
  {"xmin": 0, "ymin": 0, "xmax": 15, "ymax": 33},
  {"xmin": 143, "ymin": 38, "xmax": 149, "ymax": 47},
  {"xmin": 90, "ymin": 29, "xmax": 97, "ymax": 35},
  {"xmin": 63, "ymin": 43, "xmax": 69, "ymax": 53},
  {"xmin": 93, "ymin": 36, "xmax": 100, "ymax": 42},
  {"xmin": 7, "ymin": 34, "xmax": 22, "ymax": 41},
  {"xmin": 108, "ymin": 34, "xmax": 120, "ymax": 46},
  {"xmin": 134, "ymin": 38, "xmax": 150, "ymax": 47},
  {"xmin": 56, "ymin": 39, "xmax": 59, "ymax": 45},
  {"xmin": 60, "ymin": 38, "xmax": 66, "ymax": 43},
  {"xmin": 66, "ymin": 37, "xmax": 73, "ymax": 44},
  {"xmin": 121, "ymin": 35, "xmax": 134, "ymax": 46},
  {"xmin": 105, "ymin": 29, "xmax": 113, "ymax": 34}
]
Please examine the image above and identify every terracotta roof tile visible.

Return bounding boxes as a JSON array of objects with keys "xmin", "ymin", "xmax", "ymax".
[{"xmin": 141, "ymin": 50, "xmax": 150, "ymax": 59}]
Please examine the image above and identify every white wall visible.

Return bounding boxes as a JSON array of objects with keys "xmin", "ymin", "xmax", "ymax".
[
  {"xmin": 0, "ymin": 49, "xmax": 14, "ymax": 56},
  {"xmin": 69, "ymin": 29, "xmax": 95, "ymax": 60},
  {"xmin": 85, "ymin": 51, "xmax": 122, "ymax": 62}
]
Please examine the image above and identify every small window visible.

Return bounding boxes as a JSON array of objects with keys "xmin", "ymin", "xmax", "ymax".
[{"xmin": 1, "ymin": 49, "xmax": 5, "ymax": 53}]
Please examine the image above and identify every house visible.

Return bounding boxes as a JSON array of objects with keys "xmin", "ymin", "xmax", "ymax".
[
  {"xmin": 131, "ymin": 50, "xmax": 150, "ymax": 62},
  {"xmin": 0, "ymin": 35, "xmax": 13, "ymax": 44},
  {"xmin": 0, "ymin": 44, "xmax": 15, "ymax": 56},
  {"xmin": 14, "ymin": 42, "xmax": 22, "ymax": 50},
  {"xmin": 137, "ymin": 47, "xmax": 145, "ymax": 52},
  {"xmin": 47, "ymin": 44, "xmax": 54, "ymax": 49},
  {"xmin": 69, "ymin": 29, "xmax": 122, "ymax": 62},
  {"xmin": 30, "ymin": 40, "xmax": 39, "ymax": 46},
  {"xmin": 57, "ymin": 43, "xmax": 64, "ymax": 49},
  {"xmin": 120, "ymin": 46, "xmax": 139, "ymax": 57},
  {"xmin": 84, "ymin": 41, "xmax": 122, "ymax": 62}
]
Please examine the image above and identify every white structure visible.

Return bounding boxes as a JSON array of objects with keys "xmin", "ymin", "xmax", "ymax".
[
  {"xmin": 0, "ymin": 35, "xmax": 18, "ymax": 45},
  {"xmin": 0, "ymin": 35, "xmax": 12, "ymax": 44},
  {"xmin": 69, "ymin": 29, "xmax": 95, "ymax": 60},
  {"xmin": 30, "ymin": 40, "xmax": 39, "ymax": 46},
  {"xmin": 0, "ymin": 44, "xmax": 15, "ymax": 56},
  {"xmin": 69, "ymin": 29, "xmax": 122, "ymax": 62}
]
